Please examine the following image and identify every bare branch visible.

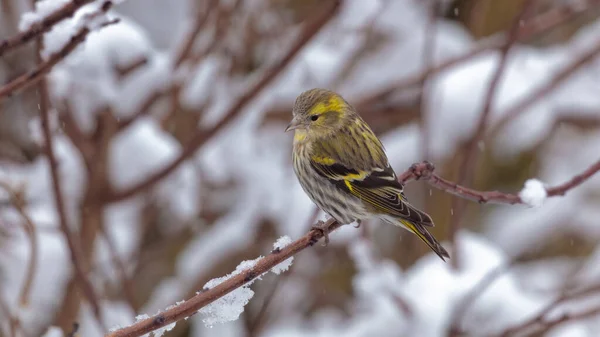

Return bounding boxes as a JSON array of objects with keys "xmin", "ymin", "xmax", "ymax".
[
  {"xmin": 0, "ymin": 182, "xmax": 38, "ymax": 307},
  {"xmin": 447, "ymin": 0, "xmax": 536, "ymax": 266},
  {"xmin": 36, "ymin": 40, "xmax": 106, "ymax": 329},
  {"xmin": 173, "ymin": 0, "xmax": 218, "ymax": 67},
  {"xmin": 498, "ymin": 283, "xmax": 600, "ymax": 336},
  {"xmin": 400, "ymin": 160, "xmax": 600, "ymax": 205},
  {"xmin": 489, "ymin": 37, "xmax": 600, "ymax": 139},
  {"xmin": 360, "ymin": 0, "xmax": 600, "ymax": 104},
  {"xmin": 449, "ymin": 263, "xmax": 514, "ymax": 336}
]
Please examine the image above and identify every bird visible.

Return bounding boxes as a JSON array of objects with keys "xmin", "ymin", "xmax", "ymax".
[{"xmin": 286, "ymin": 88, "xmax": 449, "ymax": 261}]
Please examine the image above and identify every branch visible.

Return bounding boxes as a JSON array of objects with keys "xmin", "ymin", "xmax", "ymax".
[
  {"xmin": 105, "ymin": 218, "xmax": 342, "ymax": 337},
  {"xmin": 0, "ymin": 182, "xmax": 38, "ymax": 307},
  {"xmin": 498, "ymin": 283, "xmax": 600, "ymax": 337},
  {"xmin": 489, "ymin": 36, "xmax": 600, "ymax": 138},
  {"xmin": 447, "ymin": 0, "xmax": 536, "ymax": 266},
  {"xmin": 37, "ymin": 41, "xmax": 105, "ymax": 329},
  {"xmin": 359, "ymin": 0, "xmax": 600, "ymax": 105},
  {"xmin": 0, "ymin": 0, "xmax": 94, "ymax": 57},
  {"xmin": 103, "ymin": 0, "xmax": 342, "ymax": 203},
  {"xmin": 400, "ymin": 160, "xmax": 600, "ymax": 205},
  {"xmin": 0, "ymin": 5, "xmax": 118, "ymax": 100},
  {"xmin": 173, "ymin": 0, "xmax": 218, "ymax": 67},
  {"xmin": 449, "ymin": 262, "xmax": 514, "ymax": 336},
  {"xmin": 105, "ymin": 153, "xmax": 600, "ymax": 336}
]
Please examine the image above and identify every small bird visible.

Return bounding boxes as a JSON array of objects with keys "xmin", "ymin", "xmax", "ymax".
[{"xmin": 286, "ymin": 88, "xmax": 449, "ymax": 261}]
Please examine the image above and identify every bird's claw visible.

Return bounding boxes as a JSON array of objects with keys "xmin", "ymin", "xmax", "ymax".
[{"xmin": 311, "ymin": 220, "xmax": 330, "ymax": 246}]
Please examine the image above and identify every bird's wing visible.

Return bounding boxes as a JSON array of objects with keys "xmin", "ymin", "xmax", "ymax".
[{"xmin": 309, "ymin": 157, "xmax": 434, "ymax": 227}]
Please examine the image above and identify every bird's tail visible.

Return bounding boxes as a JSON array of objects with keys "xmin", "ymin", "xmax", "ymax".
[{"xmin": 397, "ymin": 219, "xmax": 450, "ymax": 261}]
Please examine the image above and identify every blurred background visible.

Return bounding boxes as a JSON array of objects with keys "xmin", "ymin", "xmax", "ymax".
[{"xmin": 2, "ymin": 0, "xmax": 600, "ymax": 336}]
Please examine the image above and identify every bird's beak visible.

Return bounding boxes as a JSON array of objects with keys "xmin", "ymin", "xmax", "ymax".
[{"xmin": 285, "ymin": 117, "xmax": 302, "ymax": 132}]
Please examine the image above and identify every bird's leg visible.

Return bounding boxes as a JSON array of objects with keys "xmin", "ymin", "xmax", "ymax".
[
  {"xmin": 353, "ymin": 219, "xmax": 362, "ymax": 228},
  {"xmin": 311, "ymin": 220, "xmax": 331, "ymax": 246}
]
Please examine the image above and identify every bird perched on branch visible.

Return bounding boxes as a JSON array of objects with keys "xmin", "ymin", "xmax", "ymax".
[{"xmin": 286, "ymin": 88, "xmax": 449, "ymax": 261}]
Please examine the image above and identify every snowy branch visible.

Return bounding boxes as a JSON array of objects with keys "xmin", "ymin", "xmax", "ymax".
[
  {"xmin": 102, "ymin": 0, "xmax": 342, "ymax": 203},
  {"xmin": 105, "ymin": 220, "xmax": 341, "ymax": 337},
  {"xmin": 498, "ymin": 283, "xmax": 600, "ymax": 337},
  {"xmin": 0, "ymin": 0, "xmax": 95, "ymax": 57},
  {"xmin": 105, "ymin": 153, "xmax": 600, "ymax": 336},
  {"xmin": 359, "ymin": 0, "xmax": 600, "ymax": 104},
  {"xmin": 37, "ymin": 44, "xmax": 106, "ymax": 329},
  {"xmin": 0, "ymin": 1, "xmax": 117, "ymax": 100},
  {"xmin": 447, "ymin": 0, "xmax": 536, "ymax": 266}
]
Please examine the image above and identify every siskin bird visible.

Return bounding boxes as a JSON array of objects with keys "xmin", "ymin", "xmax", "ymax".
[{"xmin": 286, "ymin": 88, "xmax": 449, "ymax": 261}]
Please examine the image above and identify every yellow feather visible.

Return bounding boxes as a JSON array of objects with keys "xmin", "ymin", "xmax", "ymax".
[
  {"xmin": 294, "ymin": 130, "xmax": 307, "ymax": 142},
  {"xmin": 309, "ymin": 95, "xmax": 345, "ymax": 116},
  {"xmin": 311, "ymin": 156, "xmax": 336, "ymax": 165}
]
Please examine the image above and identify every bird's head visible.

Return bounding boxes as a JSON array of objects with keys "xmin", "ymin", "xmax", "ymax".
[{"xmin": 286, "ymin": 88, "xmax": 355, "ymax": 140}]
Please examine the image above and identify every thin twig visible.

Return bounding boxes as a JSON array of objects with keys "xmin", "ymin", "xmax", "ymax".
[
  {"xmin": 498, "ymin": 283, "xmax": 600, "ymax": 337},
  {"xmin": 489, "ymin": 37, "xmax": 600, "ymax": 139},
  {"xmin": 100, "ymin": 224, "xmax": 138, "ymax": 310},
  {"xmin": 359, "ymin": 0, "xmax": 600, "ymax": 105},
  {"xmin": 0, "ymin": 290, "xmax": 20, "ymax": 337},
  {"xmin": 0, "ymin": 182, "xmax": 39, "ymax": 307},
  {"xmin": 400, "ymin": 160, "xmax": 600, "ymax": 205},
  {"xmin": 37, "ymin": 45, "xmax": 106, "ymax": 329},
  {"xmin": 105, "ymin": 218, "xmax": 343, "ymax": 337},
  {"xmin": 174, "ymin": 0, "xmax": 218, "ymax": 67},
  {"xmin": 104, "ymin": 0, "xmax": 342, "ymax": 203},
  {"xmin": 0, "ymin": 0, "xmax": 94, "ymax": 57},
  {"xmin": 447, "ymin": 0, "xmax": 536, "ymax": 267},
  {"xmin": 0, "ymin": 16, "xmax": 119, "ymax": 100},
  {"xmin": 449, "ymin": 262, "xmax": 514, "ymax": 336}
]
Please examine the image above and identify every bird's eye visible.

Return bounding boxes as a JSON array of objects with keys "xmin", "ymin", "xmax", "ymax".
[{"xmin": 310, "ymin": 115, "xmax": 319, "ymax": 121}]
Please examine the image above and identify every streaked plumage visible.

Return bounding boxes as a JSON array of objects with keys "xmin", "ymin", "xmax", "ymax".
[{"xmin": 287, "ymin": 88, "xmax": 449, "ymax": 261}]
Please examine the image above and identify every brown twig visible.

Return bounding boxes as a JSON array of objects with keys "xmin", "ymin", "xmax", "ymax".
[
  {"xmin": 449, "ymin": 262, "xmax": 514, "ymax": 336},
  {"xmin": 247, "ymin": 275, "xmax": 284, "ymax": 336},
  {"xmin": 0, "ymin": 0, "xmax": 94, "ymax": 57},
  {"xmin": 359, "ymin": 0, "xmax": 600, "ymax": 105},
  {"xmin": 447, "ymin": 0, "xmax": 536, "ymax": 267},
  {"xmin": 0, "ymin": 290, "xmax": 20, "ymax": 337},
  {"xmin": 37, "ymin": 45, "xmax": 106, "ymax": 329},
  {"xmin": 117, "ymin": 0, "xmax": 240, "ymax": 132},
  {"xmin": 0, "ymin": 14, "xmax": 119, "ymax": 100},
  {"xmin": 489, "ymin": 37, "xmax": 600, "ymax": 139},
  {"xmin": 173, "ymin": 0, "xmax": 218, "ymax": 67},
  {"xmin": 498, "ymin": 283, "xmax": 600, "ymax": 337},
  {"xmin": 0, "ymin": 182, "xmax": 39, "ymax": 307},
  {"xmin": 400, "ymin": 160, "xmax": 600, "ymax": 205},
  {"xmin": 100, "ymin": 224, "xmax": 138, "ymax": 310},
  {"xmin": 104, "ymin": 0, "xmax": 342, "ymax": 203},
  {"xmin": 105, "ymin": 218, "xmax": 343, "ymax": 337},
  {"xmin": 59, "ymin": 100, "xmax": 94, "ymax": 172}
]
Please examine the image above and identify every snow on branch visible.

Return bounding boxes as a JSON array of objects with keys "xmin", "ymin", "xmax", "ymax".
[
  {"xmin": 105, "ymin": 232, "xmax": 319, "ymax": 337},
  {"xmin": 101, "ymin": 0, "xmax": 342, "ymax": 203},
  {"xmin": 105, "ymin": 153, "xmax": 600, "ymax": 336},
  {"xmin": 0, "ymin": 0, "xmax": 95, "ymax": 57},
  {"xmin": 0, "ymin": 0, "xmax": 117, "ymax": 100}
]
